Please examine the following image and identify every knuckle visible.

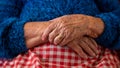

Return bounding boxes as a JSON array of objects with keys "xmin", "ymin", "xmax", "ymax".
[
  {"xmin": 49, "ymin": 33, "xmax": 53, "ymax": 39},
  {"xmin": 83, "ymin": 37, "xmax": 88, "ymax": 42},
  {"xmin": 48, "ymin": 25, "xmax": 53, "ymax": 29},
  {"xmin": 54, "ymin": 40, "xmax": 58, "ymax": 44}
]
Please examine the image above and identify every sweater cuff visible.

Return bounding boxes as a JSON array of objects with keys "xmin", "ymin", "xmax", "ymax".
[
  {"xmin": 95, "ymin": 13, "xmax": 119, "ymax": 49},
  {"xmin": 7, "ymin": 18, "xmax": 28, "ymax": 58}
]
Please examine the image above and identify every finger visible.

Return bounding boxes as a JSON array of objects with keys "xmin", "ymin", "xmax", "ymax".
[
  {"xmin": 59, "ymin": 32, "xmax": 72, "ymax": 46},
  {"xmin": 88, "ymin": 38, "xmax": 97, "ymax": 48},
  {"xmin": 68, "ymin": 41, "xmax": 88, "ymax": 58},
  {"xmin": 49, "ymin": 28, "xmax": 59, "ymax": 43},
  {"xmin": 53, "ymin": 31, "xmax": 64, "ymax": 45},
  {"xmin": 82, "ymin": 37, "xmax": 98, "ymax": 55},
  {"xmin": 59, "ymin": 37, "xmax": 71, "ymax": 46},
  {"xmin": 86, "ymin": 38, "xmax": 98, "ymax": 55},
  {"xmin": 42, "ymin": 23, "xmax": 56, "ymax": 41},
  {"xmin": 79, "ymin": 40, "xmax": 96, "ymax": 57}
]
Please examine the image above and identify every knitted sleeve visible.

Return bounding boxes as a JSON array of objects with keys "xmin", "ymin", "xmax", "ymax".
[
  {"xmin": 94, "ymin": 0, "xmax": 120, "ymax": 50},
  {"xmin": 0, "ymin": 0, "xmax": 28, "ymax": 59}
]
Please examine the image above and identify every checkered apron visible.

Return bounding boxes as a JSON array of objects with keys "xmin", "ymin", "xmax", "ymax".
[{"xmin": 0, "ymin": 43, "xmax": 119, "ymax": 68}]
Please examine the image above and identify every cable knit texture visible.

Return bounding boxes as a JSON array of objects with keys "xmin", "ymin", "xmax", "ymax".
[{"xmin": 0, "ymin": 0, "xmax": 120, "ymax": 59}]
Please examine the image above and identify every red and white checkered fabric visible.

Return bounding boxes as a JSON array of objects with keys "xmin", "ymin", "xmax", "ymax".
[{"xmin": 0, "ymin": 43, "xmax": 119, "ymax": 68}]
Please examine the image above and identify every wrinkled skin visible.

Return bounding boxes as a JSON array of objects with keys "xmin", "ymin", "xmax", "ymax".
[
  {"xmin": 41, "ymin": 14, "xmax": 104, "ymax": 58},
  {"xmin": 42, "ymin": 14, "xmax": 104, "ymax": 46},
  {"xmin": 67, "ymin": 37, "xmax": 98, "ymax": 58},
  {"xmin": 24, "ymin": 21, "xmax": 99, "ymax": 58}
]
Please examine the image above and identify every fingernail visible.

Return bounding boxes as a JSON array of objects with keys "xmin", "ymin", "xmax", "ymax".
[
  {"xmin": 80, "ymin": 56, "xmax": 87, "ymax": 59},
  {"xmin": 93, "ymin": 54, "xmax": 96, "ymax": 57},
  {"xmin": 79, "ymin": 54, "xmax": 87, "ymax": 58},
  {"xmin": 54, "ymin": 41, "xmax": 58, "ymax": 45},
  {"xmin": 42, "ymin": 37, "xmax": 44, "ymax": 40},
  {"xmin": 96, "ymin": 51, "xmax": 99, "ymax": 56},
  {"xmin": 54, "ymin": 42, "xmax": 58, "ymax": 45},
  {"xmin": 93, "ymin": 53, "xmax": 96, "ymax": 57},
  {"xmin": 84, "ymin": 56, "xmax": 88, "ymax": 58},
  {"xmin": 49, "ymin": 39, "xmax": 52, "ymax": 43}
]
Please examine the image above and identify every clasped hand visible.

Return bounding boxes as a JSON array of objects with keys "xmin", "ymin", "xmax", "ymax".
[{"xmin": 42, "ymin": 14, "xmax": 104, "ymax": 58}]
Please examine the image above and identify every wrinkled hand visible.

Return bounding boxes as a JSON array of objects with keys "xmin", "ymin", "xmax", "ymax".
[
  {"xmin": 67, "ymin": 37, "xmax": 98, "ymax": 58},
  {"xmin": 24, "ymin": 22, "xmax": 50, "ymax": 48},
  {"xmin": 42, "ymin": 14, "xmax": 104, "ymax": 46}
]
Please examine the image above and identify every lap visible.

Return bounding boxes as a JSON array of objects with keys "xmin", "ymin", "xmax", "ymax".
[{"xmin": 0, "ymin": 43, "xmax": 120, "ymax": 68}]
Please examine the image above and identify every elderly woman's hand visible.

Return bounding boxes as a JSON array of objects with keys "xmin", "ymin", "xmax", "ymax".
[
  {"xmin": 67, "ymin": 37, "xmax": 98, "ymax": 58},
  {"xmin": 42, "ymin": 14, "xmax": 104, "ymax": 46},
  {"xmin": 24, "ymin": 22, "xmax": 50, "ymax": 48}
]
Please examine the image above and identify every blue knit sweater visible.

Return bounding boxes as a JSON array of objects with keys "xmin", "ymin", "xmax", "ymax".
[{"xmin": 0, "ymin": 0, "xmax": 120, "ymax": 59}]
